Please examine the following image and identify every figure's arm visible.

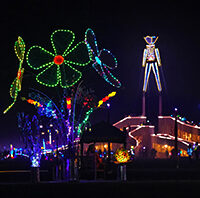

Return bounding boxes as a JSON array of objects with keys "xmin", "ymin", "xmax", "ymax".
[
  {"xmin": 142, "ymin": 49, "xmax": 147, "ymax": 67},
  {"xmin": 155, "ymin": 48, "xmax": 161, "ymax": 66}
]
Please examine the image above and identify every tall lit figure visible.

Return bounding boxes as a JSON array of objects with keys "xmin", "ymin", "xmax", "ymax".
[{"xmin": 142, "ymin": 36, "xmax": 162, "ymax": 116}]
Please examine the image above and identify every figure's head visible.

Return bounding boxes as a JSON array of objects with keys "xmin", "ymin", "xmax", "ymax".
[{"xmin": 144, "ymin": 36, "xmax": 158, "ymax": 45}]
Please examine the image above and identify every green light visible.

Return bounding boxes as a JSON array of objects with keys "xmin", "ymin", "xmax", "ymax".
[
  {"xmin": 26, "ymin": 29, "xmax": 91, "ymax": 88},
  {"xmin": 4, "ymin": 36, "xmax": 25, "ymax": 114}
]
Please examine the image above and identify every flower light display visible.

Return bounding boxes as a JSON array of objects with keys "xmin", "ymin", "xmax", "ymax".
[
  {"xmin": 26, "ymin": 29, "xmax": 90, "ymax": 88},
  {"xmin": 4, "ymin": 36, "xmax": 25, "ymax": 114},
  {"xmin": 85, "ymin": 28, "xmax": 121, "ymax": 88}
]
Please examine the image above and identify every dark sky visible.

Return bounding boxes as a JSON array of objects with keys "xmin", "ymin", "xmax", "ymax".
[{"xmin": 0, "ymin": 1, "xmax": 200, "ymax": 146}]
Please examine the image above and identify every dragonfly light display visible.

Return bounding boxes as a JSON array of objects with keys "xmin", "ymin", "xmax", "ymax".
[{"xmin": 85, "ymin": 28, "xmax": 121, "ymax": 88}]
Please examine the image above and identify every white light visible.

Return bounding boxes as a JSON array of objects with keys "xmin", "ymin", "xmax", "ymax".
[
  {"xmin": 113, "ymin": 116, "xmax": 147, "ymax": 126},
  {"xmin": 49, "ymin": 131, "xmax": 52, "ymax": 145}
]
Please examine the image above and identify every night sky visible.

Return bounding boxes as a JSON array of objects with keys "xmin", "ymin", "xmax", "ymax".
[{"xmin": 0, "ymin": 1, "xmax": 200, "ymax": 146}]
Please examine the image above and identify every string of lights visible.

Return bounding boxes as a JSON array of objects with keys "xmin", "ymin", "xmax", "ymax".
[
  {"xmin": 4, "ymin": 36, "xmax": 25, "ymax": 114},
  {"xmin": 85, "ymin": 28, "xmax": 121, "ymax": 88},
  {"xmin": 26, "ymin": 29, "xmax": 91, "ymax": 88}
]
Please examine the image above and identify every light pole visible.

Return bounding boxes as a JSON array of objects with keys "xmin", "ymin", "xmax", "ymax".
[
  {"xmin": 174, "ymin": 108, "xmax": 179, "ymax": 168},
  {"xmin": 106, "ymin": 103, "xmax": 110, "ymax": 124}
]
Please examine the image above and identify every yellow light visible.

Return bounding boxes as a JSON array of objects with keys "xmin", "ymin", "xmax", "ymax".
[
  {"xmin": 67, "ymin": 100, "xmax": 71, "ymax": 105},
  {"xmin": 55, "ymin": 129, "xmax": 59, "ymax": 134},
  {"xmin": 97, "ymin": 100, "xmax": 103, "ymax": 107},
  {"xmin": 108, "ymin": 91, "xmax": 116, "ymax": 97}
]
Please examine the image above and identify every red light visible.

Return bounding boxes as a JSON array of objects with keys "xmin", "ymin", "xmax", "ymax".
[
  {"xmin": 83, "ymin": 102, "xmax": 88, "ymax": 106},
  {"xmin": 54, "ymin": 55, "xmax": 64, "ymax": 65},
  {"xmin": 66, "ymin": 97, "xmax": 71, "ymax": 109},
  {"xmin": 17, "ymin": 70, "xmax": 21, "ymax": 79},
  {"xmin": 102, "ymin": 96, "xmax": 109, "ymax": 102},
  {"xmin": 27, "ymin": 99, "xmax": 34, "ymax": 104}
]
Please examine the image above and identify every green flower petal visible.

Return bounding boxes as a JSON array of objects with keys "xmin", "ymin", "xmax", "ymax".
[
  {"xmin": 10, "ymin": 78, "xmax": 18, "ymax": 98},
  {"xmin": 26, "ymin": 46, "xmax": 54, "ymax": 70},
  {"xmin": 51, "ymin": 29, "xmax": 75, "ymax": 55},
  {"xmin": 59, "ymin": 61, "xmax": 82, "ymax": 88},
  {"xmin": 36, "ymin": 63, "xmax": 59, "ymax": 87},
  {"xmin": 14, "ymin": 36, "xmax": 25, "ymax": 62},
  {"xmin": 64, "ymin": 41, "xmax": 91, "ymax": 66}
]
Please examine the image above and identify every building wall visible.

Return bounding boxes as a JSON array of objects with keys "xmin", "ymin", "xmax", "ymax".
[
  {"xmin": 113, "ymin": 116, "xmax": 154, "ymax": 153},
  {"xmin": 158, "ymin": 116, "xmax": 200, "ymax": 143}
]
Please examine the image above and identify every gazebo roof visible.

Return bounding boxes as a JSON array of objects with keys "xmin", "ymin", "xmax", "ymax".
[{"xmin": 80, "ymin": 121, "xmax": 126, "ymax": 143}]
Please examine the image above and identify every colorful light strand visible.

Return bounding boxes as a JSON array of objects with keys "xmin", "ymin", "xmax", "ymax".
[
  {"xmin": 78, "ymin": 108, "xmax": 94, "ymax": 136},
  {"xmin": 97, "ymin": 91, "xmax": 116, "ymax": 108},
  {"xmin": 26, "ymin": 29, "xmax": 91, "ymax": 88},
  {"xmin": 22, "ymin": 97, "xmax": 43, "ymax": 107},
  {"xmin": 66, "ymin": 97, "xmax": 72, "ymax": 109},
  {"xmin": 85, "ymin": 28, "xmax": 121, "ymax": 88},
  {"xmin": 78, "ymin": 91, "xmax": 117, "ymax": 135},
  {"xmin": 3, "ymin": 36, "xmax": 25, "ymax": 114},
  {"xmin": 22, "ymin": 96, "xmax": 58, "ymax": 119}
]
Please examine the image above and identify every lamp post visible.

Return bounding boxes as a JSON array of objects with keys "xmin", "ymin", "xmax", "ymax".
[
  {"xmin": 106, "ymin": 103, "xmax": 110, "ymax": 124},
  {"xmin": 174, "ymin": 108, "xmax": 179, "ymax": 168}
]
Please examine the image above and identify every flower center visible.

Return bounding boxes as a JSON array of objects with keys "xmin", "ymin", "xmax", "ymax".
[{"xmin": 54, "ymin": 55, "xmax": 64, "ymax": 65}]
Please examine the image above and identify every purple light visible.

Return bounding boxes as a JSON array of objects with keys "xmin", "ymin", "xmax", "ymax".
[
  {"xmin": 106, "ymin": 103, "xmax": 110, "ymax": 108},
  {"xmin": 174, "ymin": 108, "xmax": 178, "ymax": 112}
]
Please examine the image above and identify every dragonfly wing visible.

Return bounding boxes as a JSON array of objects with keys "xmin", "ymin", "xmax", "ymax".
[
  {"xmin": 92, "ymin": 62, "xmax": 121, "ymax": 88},
  {"xmin": 99, "ymin": 49, "xmax": 118, "ymax": 70},
  {"xmin": 85, "ymin": 28, "xmax": 99, "ymax": 61}
]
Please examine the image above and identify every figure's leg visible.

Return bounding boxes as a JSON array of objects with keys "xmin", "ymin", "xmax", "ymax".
[
  {"xmin": 152, "ymin": 62, "xmax": 162, "ymax": 92},
  {"xmin": 143, "ymin": 63, "xmax": 152, "ymax": 92}
]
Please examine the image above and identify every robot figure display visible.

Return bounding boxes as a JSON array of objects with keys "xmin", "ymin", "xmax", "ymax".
[
  {"xmin": 142, "ymin": 36, "xmax": 162, "ymax": 92},
  {"xmin": 142, "ymin": 36, "xmax": 162, "ymax": 116}
]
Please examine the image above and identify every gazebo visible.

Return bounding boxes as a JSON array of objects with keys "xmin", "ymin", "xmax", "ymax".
[
  {"xmin": 80, "ymin": 120, "xmax": 127, "ymax": 161},
  {"xmin": 79, "ymin": 121, "xmax": 127, "ymax": 179}
]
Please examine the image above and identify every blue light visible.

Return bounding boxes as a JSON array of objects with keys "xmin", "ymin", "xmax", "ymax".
[
  {"xmin": 95, "ymin": 56, "xmax": 102, "ymax": 65},
  {"xmin": 181, "ymin": 117, "xmax": 186, "ymax": 121}
]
